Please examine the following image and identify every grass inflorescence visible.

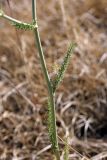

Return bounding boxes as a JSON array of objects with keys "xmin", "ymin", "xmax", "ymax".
[
  {"xmin": 12, "ymin": 21, "xmax": 37, "ymax": 30},
  {"xmin": 52, "ymin": 43, "xmax": 76, "ymax": 93}
]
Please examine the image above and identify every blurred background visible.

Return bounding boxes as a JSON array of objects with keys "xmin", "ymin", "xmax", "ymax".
[{"xmin": 0, "ymin": 0, "xmax": 107, "ymax": 159}]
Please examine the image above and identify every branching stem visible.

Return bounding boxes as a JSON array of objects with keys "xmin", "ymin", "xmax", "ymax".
[
  {"xmin": 32, "ymin": 0, "xmax": 60, "ymax": 160},
  {"xmin": 0, "ymin": 11, "xmax": 37, "ymax": 29}
]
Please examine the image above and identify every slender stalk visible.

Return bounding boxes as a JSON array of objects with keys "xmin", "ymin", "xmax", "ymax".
[
  {"xmin": 1, "ymin": 13, "xmax": 27, "ymax": 25},
  {"xmin": 32, "ymin": 0, "xmax": 60, "ymax": 159},
  {"xmin": 0, "ymin": 11, "xmax": 36, "ymax": 30}
]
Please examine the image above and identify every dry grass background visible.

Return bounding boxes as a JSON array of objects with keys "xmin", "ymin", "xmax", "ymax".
[{"xmin": 0, "ymin": 0, "xmax": 107, "ymax": 159}]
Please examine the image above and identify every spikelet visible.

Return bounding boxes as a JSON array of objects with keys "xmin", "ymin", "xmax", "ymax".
[
  {"xmin": 48, "ymin": 98, "xmax": 56, "ymax": 151},
  {"xmin": 12, "ymin": 21, "xmax": 37, "ymax": 30},
  {"xmin": 52, "ymin": 43, "xmax": 76, "ymax": 92}
]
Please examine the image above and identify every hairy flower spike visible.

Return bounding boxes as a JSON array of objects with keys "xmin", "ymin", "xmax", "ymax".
[
  {"xmin": 52, "ymin": 43, "xmax": 76, "ymax": 92},
  {"xmin": 12, "ymin": 22, "xmax": 37, "ymax": 30},
  {"xmin": 48, "ymin": 98, "xmax": 56, "ymax": 152}
]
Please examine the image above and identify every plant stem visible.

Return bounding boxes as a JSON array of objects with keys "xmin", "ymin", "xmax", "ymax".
[
  {"xmin": 0, "ymin": 13, "xmax": 27, "ymax": 25},
  {"xmin": 32, "ymin": 0, "xmax": 60, "ymax": 159}
]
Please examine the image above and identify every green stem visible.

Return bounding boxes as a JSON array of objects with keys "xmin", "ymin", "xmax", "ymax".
[
  {"xmin": 32, "ymin": 0, "xmax": 60, "ymax": 159},
  {"xmin": 1, "ymin": 13, "xmax": 29, "ymax": 26}
]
